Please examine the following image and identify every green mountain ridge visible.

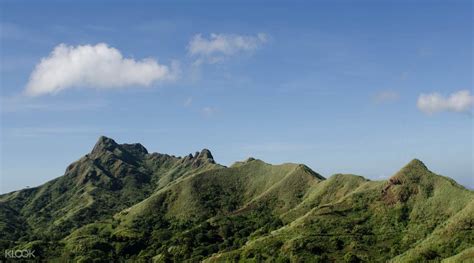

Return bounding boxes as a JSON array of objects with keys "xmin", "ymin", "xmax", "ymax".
[{"xmin": 0, "ymin": 136, "xmax": 472, "ymax": 262}]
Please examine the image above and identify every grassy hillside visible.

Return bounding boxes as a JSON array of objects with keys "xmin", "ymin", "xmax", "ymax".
[
  {"xmin": 205, "ymin": 160, "xmax": 473, "ymax": 262},
  {"xmin": 0, "ymin": 136, "xmax": 220, "ymax": 251},
  {"xmin": 0, "ymin": 136, "xmax": 472, "ymax": 262}
]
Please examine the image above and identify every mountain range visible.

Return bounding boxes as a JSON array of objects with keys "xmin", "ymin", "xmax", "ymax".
[{"xmin": 0, "ymin": 136, "xmax": 473, "ymax": 262}]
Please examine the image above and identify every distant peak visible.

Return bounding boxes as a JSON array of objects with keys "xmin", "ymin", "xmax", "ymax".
[
  {"xmin": 387, "ymin": 158, "xmax": 431, "ymax": 185},
  {"xmin": 196, "ymin": 149, "xmax": 215, "ymax": 163},
  {"xmin": 404, "ymin": 158, "xmax": 428, "ymax": 170},
  {"xmin": 229, "ymin": 157, "xmax": 256, "ymax": 168},
  {"xmin": 91, "ymin": 136, "xmax": 118, "ymax": 153},
  {"xmin": 121, "ymin": 143, "xmax": 148, "ymax": 155},
  {"xmin": 297, "ymin": 164, "xmax": 326, "ymax": 180},
  {"xmin": 96, "ymin": 135, "xmax": 117, "ymax": 145},
  {"xmin": 182, "ymin": 149, "xmax": 215, "ymax": 164},
  {"xmin": 245, "ymin": 157, "xmax": 256, "ymax": 162},
  {"xmin": 198, "ymin": 149, "xmax": 213, "ymax": 160}
]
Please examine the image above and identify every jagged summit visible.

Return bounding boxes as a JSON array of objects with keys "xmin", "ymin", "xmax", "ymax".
[
  {"xmin": 90, "ymin": 136, "xmax": 218, "ymax": 166},
  {"xmin": 92, "ymin": 136, "xmax": 214, "ymax": 163},
  {"xmin": 197, "ymin": 149, "xmax": 213, "ymax": 161},
  {"xmin": 91, "ymin": 136, "xmax": 119, "ymax": 154},
  {"xmin": 90, "ymin": 136, "xmax": 148, "ymax": 158},
  {"xmin": 121, "ymin": 143, "xmax": 148, "ymax": 156},
  {"xmin": 185, "ymin": 149, "xmax": 215, "ymax": 165}
]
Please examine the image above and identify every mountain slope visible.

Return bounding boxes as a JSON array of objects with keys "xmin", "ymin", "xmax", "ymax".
[
  {"xmin": 0, "ymin": 136, "xmax": 472, "ymax": 262},
  {"xmin": 205, "ymin": 159, "xmax": 473, "ymax": 262},
  {"xmin": 0, "ymin": 136, "xmax": 220, "ymax": 247}
]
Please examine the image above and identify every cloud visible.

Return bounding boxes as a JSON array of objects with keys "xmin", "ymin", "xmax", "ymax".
[
  {"xmin": 183, "ymin": 97, "xmax": 193, "ymax": 107},
  {"xmin": 373, "ymin": 90, "xmax": 400, "ymax": 104},
  {"xmin": 201, "ymin": 106, "xmax": 217, "ymax": 117},
  {"xmin": 187, "ymin": 33, "xmax": 267, "ymax": 64},
  {"xmin": 417, "ymin": 90, "xmax": 474, "ymax": 114},
  {"xmin": 24, "ymin": 43, "xmax": 179, "ymax": 96}
]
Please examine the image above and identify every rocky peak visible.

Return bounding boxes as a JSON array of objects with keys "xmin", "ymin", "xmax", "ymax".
[
  {"xmin": 182, "ymin": 149, "xmax": 215, "ymax": 165},
  {"xmin": 91, "ymin": 136, "xmax": 119, "ymax": 154},
  {"xmin": 121, "ymin": 143, "xmax": 148, "ymax": 156},
  {"xmin": 197, "ymin": 149, "xmax": 214, "ymax": 162}
]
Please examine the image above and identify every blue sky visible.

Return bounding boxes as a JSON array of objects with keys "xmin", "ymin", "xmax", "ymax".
[{"xmin": 1, "ymin": 0, "xmax": 473, "ymax": 193}]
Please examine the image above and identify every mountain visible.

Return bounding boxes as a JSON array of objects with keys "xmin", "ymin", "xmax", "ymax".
[{"xmin": 0, "ymin": 136, "xmax": 472, "ymax": 262}]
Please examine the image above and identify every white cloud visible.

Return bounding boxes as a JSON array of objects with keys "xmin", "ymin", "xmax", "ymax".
[
  {"xmin": 374, "ymin": 90, "xmax": 400, "ymax": 104},
  {"xmin": 24, "ymin": 43, "xmax": 179, "ymax": 96},
  {"xmin": 187, "ymin": 33, "xmax": 267, "ymax": 64},
  {"xmin": 417, "ymin": 90, "xmax": 474, "ymax": 114}
]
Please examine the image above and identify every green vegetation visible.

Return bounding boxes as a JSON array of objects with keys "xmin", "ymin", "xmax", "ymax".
[{"xmin": 1, "ymin": 136, "xmax": 472, "ymax": 262}]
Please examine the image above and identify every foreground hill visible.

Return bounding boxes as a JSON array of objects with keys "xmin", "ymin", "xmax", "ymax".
[{"xmin": 0, "ymin": 136, "xmax": 472, "ymax": 262}]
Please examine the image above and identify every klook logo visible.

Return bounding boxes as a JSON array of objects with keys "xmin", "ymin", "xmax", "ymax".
[{"xmin": 4, "ymin": 249, "xmax": 35, "ymax": 258}]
